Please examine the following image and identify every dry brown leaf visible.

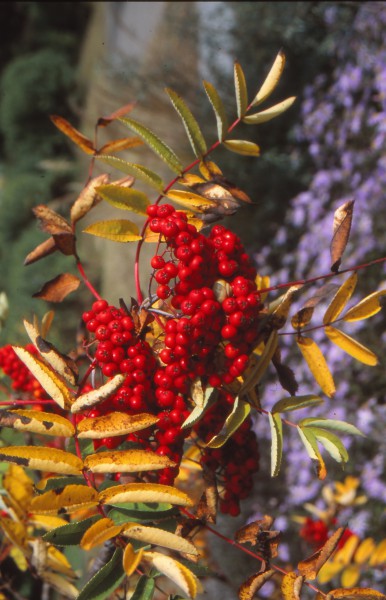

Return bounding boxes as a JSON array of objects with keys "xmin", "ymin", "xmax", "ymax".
[
  {"xmin": 32, "ymin": 205, "xmax": 72, "ymax": 235},
  {"xmin": 330, "ymin": 200, "xmax": 354, "ymax": 272},
  {"xmin": 33, "ymin": 274, "xmax": 81, "ymax": 303},
  {"xmin": 24, "ymin": 237, "xmax": 57, "ymax": 266},
  {"xmin": 70, "ymin": 174, "xmax": 109, "ymax": 224},
  {"xmin": 97, "ymin": 101, "xmax": 136, "ymax": 127},
  {"xmin": 281, "ymin": 572, "xmax": 304, "ymax": 600},
  {"xmin": 196, "ymin": 468, "xmax": 218, "ymax": 524},
  {"xmin": 50, "ymin": 115, "xmax": 95, "ymax": 155},
  {"xmin": 298, "ymin": 527, "xmax": 345, "ymax": 579},
  {"xmin": 97, "ymin": 137, "xmax": 143, "ymax": 154},
  {"xmin": 238, "ymin": 569, "xmax": 275, "ymax": 600}
]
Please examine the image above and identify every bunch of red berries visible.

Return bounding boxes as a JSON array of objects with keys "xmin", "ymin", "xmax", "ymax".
[
  {"xmin": 0, "ymin": 344, "xmax": 48, "ymax": 401},
  {"xmin": 300, "ymin": 517, "xmax": 354, "ymax": 550}
]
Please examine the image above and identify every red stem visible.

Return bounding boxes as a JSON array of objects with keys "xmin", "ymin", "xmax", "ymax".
[
  {"xmin": 0, "ymin": 399, "xmax": 57, "ymax": 406},
  {"xmin": 76, "ymin": 258, "xmax": 101, "ymax": 300}
]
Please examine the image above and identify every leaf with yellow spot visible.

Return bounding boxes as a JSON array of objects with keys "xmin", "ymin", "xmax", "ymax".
[
  {"xmin": 281, "ymin": 572, "xmax": 304, "ymax": 600},
  {"xmin": 329, "ymin": 588, "xmax": 386, "ymax": 600},
  {"xmin": 80, "ymin": 517, "xmax": 122, "ymax": 551},
  {"xmin": 145, "ymin": 551, "xmax": 202, "ymax": 598},
  {"xmin": 99, "ymin": 482, "xmax": 193, "ymax": 507},
  {"xmin": 84, "ymin": 449, "xmax": 175, "ymax": 473},
  {"xmin": 238, "ymin": 569, "xmax": 275, "ymax": 600},
  {"xmin": 343, "ymin": 290, "xmax": 386, "ymax": 322},
  {"xmin": 0, "ymin": 409, "xmax": 75, "ymax": 437},
  {"xmin": 122, "ymin": 523, "xmax": 198, "ymax": 555},
  {"xmin": 83, "ymin": 219, "xmax": 142, "ymax": 242},
  {"xmin": 29, "ymin": 514, "xmax": 68, "ymax": 531},
  {"xmin": 324, "ymin": 326, "xmax": 378, "ymax": 366},
  {"xmin": 296, "ymin": 336, "xmax": 335, "ymax": 397},
  {"xmin": 12, "ymin": 346, "xmax": 73, "ymax": 409},
  {"xmin": 323, "ymin": 273, "xmax": 357, "ymax": 325},
  {"xmin": 298, "ymin": 527, "xmax": 345, "ymax": 579},
  {"xmin": 341, "ymin": 564, "xmax": 361, "ymax": 588},
  {"xmin": 251, "ymin": 50, "xmax": 286, "ymax": 106},
  {"xmin": 0, "ymin": 446, "xmax": 83, "ymax": 475},
  {"xmin": 30, "ymin": 485, "xmax": 99, "ymax": 514},
  {"xmin": 77, "ymin": 411, "xmax": 158, "ymax": 439},
  {"xmin": 71, "ymin": 374, "xmax": 125, "ymax": 413},
  {"xmin": 123, "ymin": 543, "xmax": 144, "ymax": 577}
]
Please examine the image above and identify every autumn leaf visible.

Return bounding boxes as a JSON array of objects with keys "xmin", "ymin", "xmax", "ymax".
[
  {"xmin": 24, "ymin": 237, "xmax": 57, "ymax": 266},
  {"xmin": 76, "ymin": 411, "xmax": 158, "ymax": 438},
  {"xmin": 296, "ymin": 336, "xmax": 335, "ymax": 397},
  {"xmin": 330, "ymin": 200, "xmax": 354, "ymax": 272},
  {"xmin": 298, "ymin": 527, "xmax": 345, "ymax": 579},
  {"xmin": 144, "ymin": 551, "xmax": 202, "ymax": 598},
  {"xmin": 0, "ymin": 446, "xmax": 83, "ymax": 475},
  {"xmin": 0, "ymin": 409, "xmax": 75, "ymax": 437},
  {"xmin": 30, "ymin": 485, "xmax": 99, "ymax": 514},
  {"xmin": 281, "ymin": 572, "xmax": 304, "ymax": 600},
  {"xmin": 84, "ymin": 449, "xmax": 175, "ymax": 473},
  {"xmin": 239, "ymin": 569, "xmax": 275, "ymax": 600},
  {"xmin": 70, "ymin": 173, "xmax": 109, "ymax": 224},
  {"xmin": 33, "ymin": 273, "xmax": 81, "ymax": 303},
  {"xmin": 122, "ymin": 523, "xmax": 198, "ymax": 555},
  {"xmin": 50, "ymin": 115, "xmax": 95, "ymax": 154},
  {"xmin": 99, "ymin": 482, "xmax": 193, "ymax": 507},
  {"xmin": 80, "ymin": 518, "xmax": 122, "ymax": 550}
]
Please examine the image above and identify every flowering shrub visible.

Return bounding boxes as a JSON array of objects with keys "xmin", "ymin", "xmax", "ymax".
[{"xmin": 0, "ymin": 52, "xmax": 385, "ymax": 600}]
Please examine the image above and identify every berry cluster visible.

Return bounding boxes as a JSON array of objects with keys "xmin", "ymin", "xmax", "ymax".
[
  {"xmin": 0, "ymin": 344, "xmax": 48, "ymax": 401},
  {"xmin": 300, "ymin": 517, "xmax": 354, "ymax": 550}
]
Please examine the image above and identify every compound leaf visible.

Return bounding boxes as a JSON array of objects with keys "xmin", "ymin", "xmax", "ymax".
[
  {"xmin": 343, "ymin": 289, "xmax": 386, "ymax": 322},
  {"xmin": 77, "ymin": 547, "xmax": 125, "ymax": 600},
  {"xmin": 206, "ymin": 397, "xmax": 250, "ymax": 448},
  {"xmin": 0, "ymin": 447, "xmax": 83, "ymax": 475},
  {"xmin": 145, "ymin": 551, "xmax": 201, "ymax": 598},
  {"xmin": 70, "ymin": 174, "xmax": 109, "ymax": 224},
  {"xmin": 268, "ymin": 412, "xmax": 283, "ymax": 477},
  {"xmin": 80, "ymin": 517, "xmax": 122, "ymax": 550},
  {"xmin": 0, "ymin": 409, "xmax": 74, "ymax": 437},
  {"xmin": 84, "ymin": 449, "xmax": 175, "ymax": 473},
  {"xmin": 330, "ymin": 200, "xmax": 354, "ymax": 272},
  {"xmin": 239, "ymin": 569, "xmax": 275, "ymax": 600},
  {"xmin": 122, "ymin": 523, "xmax": 198, "ymax": 555},
  {"xmin": 323, "ymin": 273, "xmax": 358, "ymax": 325},
  {"xmin": 99, "ymin": 482, "xmax": 193, "ymax": 508},
  {"xmin": 165, "ymin": 189, "xmax": 217, "ymax": 212},
  {"xmin": 123, "ymin": 543, "xmax": 144, "ymax": 577},
  {"xmin": 71, "ymin": 374, "xmax": 125, "ymax": 413},
  {"xmin": 30, "ymin": 485, "xmax": 99, "ymax": 514},
  {"xmin": 298, "ymin": 418, "xmax": 363, "ymax": 437},
  {"xmin": 306, "ymin": 427, "xmax": 349, "ymax": 464},
  {"xmin": 131, "ymin": 575, "xmax": 155, "ymax": 600},
  {"xmin": 50, "ymin": 115, "xmax": 95, "ymax": 155},
  {"xmin": 298, "ymin": 528, "xmax": 345, "ymax": 579},
  {"xmin": 328, "ymin": 588, "xmax": 386, "ymax": 600},
  {"xmin": 77, "ymin": 412, "xmax": 158, "ymax": 439},
  {"xmin": 271, "ymin": 395, "xmax": 323, "ymax": 414},
  {"xmin": 297, "ymin": 427, "xmax": 327, "ymax": 480},
  {"xmin": 43, "ymin": 515, "xmax": 102, "ymax": 545},
  {"xmin": 251, "ymin": 50, "xmax": 286, "ymax": 106}
]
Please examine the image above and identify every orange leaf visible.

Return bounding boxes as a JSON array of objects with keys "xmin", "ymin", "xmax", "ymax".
[
  {"xmin": 80, "ymin": 517, "xmax": 122, "ymax": 550},
  {"xmin": 298, "ymin": 528, "xmax": 345, "ymax": 579},
  {"xmin": 70, "ymin": 174, "xmax": 109, "ymax": 224},
  {"xmin": 50, "ymin": 115, "xmax": 95, "ymax": 154},
  {"xmin": 24, "ymin": 237, "xmax": 57, "ymax": 266},
  {"xmin": 98, "ymin": 137, "xmax": 143, "ymax": 154},
  {"xmin": 329, "ymin": 589, "xmax": 386, "ymax": 600},
  {"xmin": 97, "ymin": 102, "xmax": 136, "ymax": 127},
  {"xmin": 30, "ymin": 485, "xmax": 98, "ymax": 514},
  {"xmin": 330, "ymin": 200, "xmax": 354, "ymax": 272},
  {"xmin": 33, "ymin": 273, "xmax": 81, "ymax": 303}
]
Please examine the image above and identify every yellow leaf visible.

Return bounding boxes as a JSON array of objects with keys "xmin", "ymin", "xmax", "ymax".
[
  {"xmin": 0, "ymin": 409, "xmax": 75, "ymax": 437},
  {"xmin": 122, "ymin": 523, "xmax": 198, "ymax": 555},
  {"xmin": 46, "ymin": 545, "xmax": 76, "ymax": 578},
  {"xmin": 329, "ymin": 588, "xmax": 386, "ymax": 600},
  {"xmin": 243, "ymin": 96, "xmax": 296, "ymax": 124},
  {"xmin": 0, "ymin": 446, "xmax": 83, "ymax": 475},
  {"xmin": 281, "ymin": 572, "xmax": 304, "ymax": 600},
  {"xmin": 12, "ymin": 346, "xmax": 73, "ymax": 409},
  {"xmin": 369, "ymin": 539, "xmax": 386, "ymax": 567},
  {"xmin": 71, "ymin": 374, "xmax": 125, "ymax": 413},
  {"xmin": 123, "ymin": 543, "xmax": 144, "ymax": 577},
  {"xmin": 2, "ymin": 464, "xmax": 34, "ymax": 518},
  {"xmin": 354, "ymin": 538, "xmax": 376, "ymax": 564},
  {"xmin": 166, "ymin": 189, "xmax": 217, "ymax": 212},
  {"xmin": 144, "ymin": 551, "xmax": 202, "ymax": 598},
  {"xmin": 343, "ymin": 290, "xmax": 386, "ymax": 322},
  {"xmin": 318, "ymin": 560, "xmax": 344, "ymax": 584},
  {"xmin": 341, "ymin": 564, "xmax": 361, "ymax": 588},
  {"xmin": 83, "ymin": 219, "xmax": 142, "ymax": 242},
  {"xmin": 334, "ymin": 535, "xmax": 361, "ymax": 566},
  {"xmin": 29, "ymin": 514, "xmax": 68, "ymax": 531},
  {"xmin": 30, "ymin": 485, "xmax": 99, "ymax": 514},
  {"xmin": 96, "ymin": 184, "xmax": 150, "ymax": 216},
  {"xmin": 297, "ymin": 336, "xmax": 335, "ymax": 397},
  {"xmin": 99, "ymin": 482, "xmax": 194, "ymax": 507},
  {"xmin": 10, "ymin": 546, "xmax": 28, "ymax": 571},
  {"xmin": 324, "ymin": 326, "xmax": 378, "ymax": 366},
  {"xmin": 40, "ymin": 572, "xmax": 78, "ymax": 599},
  {"xmin": 77, "ymin": 411, "xmax": 158, "ymax": 438},
  {"xmin": 84, "ymin": 449, "xmax": 175, "ymax": 473},
  {"xmin": 323, "ymin": 273, "xmax": 357, "ymax": 325},
  {"xmin": 239, "ymin": 330, "xmax": 278, "ymax": 395},
  {"xmin": 298, "ymin": 528, "xmax": 345, "ymax": 580},
  {"xmin": 80, "ymin": 517, "xmax": 122, "ymax": 550},
  {"xmin": 223, "ymin": 139, "xmax": 260, "ymax": 156},
  {"xmin": 251, "ymin": 50, "xmax": 286, "ymax": 106},
  {"xmin": 0, "ymin": 515, "xmax": 28, "ymax": 549}
]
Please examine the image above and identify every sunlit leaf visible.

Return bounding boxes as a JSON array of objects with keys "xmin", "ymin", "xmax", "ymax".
[
  {"xmin": 269, "ymin": 284, "xmax": 303, "ymax": 329},
  {"xmin": 24, "ymin": 237, "xmax": 57, "ymax": 266},
  {"xmin": 70, "ymin": 174, "xmax": 109, "ymax": 224},
  {"xmin": 223, "ymin": 139, "xmax": 260, "ymax": 156},
  {"xmin": 80, "ymin": 517, "xmax": 122, "ymax": 550},
  {"xmin": 272, "ymin": 395, "xmax": 323, "ymax": 414},
  {"xmin": 299, "ymin": 418, "xmax": 363, "ymax": 437},
  {"xmin": 296, "ymin": 336, "xmax": 335, "ymax": 397},
  {"xmin": 84, "ymin": 449, "xmax": 175, "ymax": 473},
  {"xmin": 33, "ymin": 273, "xmax": 81, "ymax": 303},
  {"xmin": 119, "ymin": 117, "xmax": 183, "ymax": 173},
  {"xmin": 122, "ymin": 523, "xmax": 198, "ymax": 555},
  {"xmin": 71, "ymin": 374, "xmax": 125, "ymax": 413},
  {"xmin": 83, "ymin": 219, "xmax": 141, "ymax": 242},
  {"xmin": 324, "ymin": 326, "xmax": 378, "ymax": 366},
  {"xmin": 0, "ymin": 515, "xmax": 28, "ymax": 549},
  {"xmin": 323, "ymin": 273, "xmax": 358, "ymax": 325},
  {"xmin": 291, "ymin": 307, "xmax": 315, "ymax": 330},
  {"xmin": 12, "ymin": 346, "xmax": 73, "ymax": 409},
  {"xmin": 0, "ymin": 409, "xmax": 75, "ymax": 437},
  {"xmin": 341, "ymin": 564, "xmax": 361, "ymax": 588},
  {"xmin": 297, "ymin": 426, "xmax": 327, "ymax": 480},
  {"xmin": 165, "ymin": 189, "xmax": 217, "ymax": 212},
  {"xmin": 298, "ymin": 528, "xmax": 345, "ymax": 579},
  {"xmin": 268, "ymin": 412, "xmax": 283, "ymax": 477},
  {"xmin": 328, "ymin": 588, "xmax": 386, "ymax": 600},
  {"xmin": 145, "ymin": 551, "xmax": 202, "ymax": 598},
  {"xmin": 281, "ymin": 572, "xmax": 304, "ymax": 600},
  {"xmin": 28, "ymin": 514, "xmax": 68, "ymax": 531},
  {"xmin": 234, "ymin": 61, "xmax": 248, "ymax": 118},
  {"xmin": 239, "ymin": 569, "xmax": 275, "ymax": 600},
  {"xmin": 243, "ymin": 96, "xmax": 296, "ymax": 124},
  {"xmin": 123, "ymin": 543, "xmax": 144, "ymax": 577},
  {"xmin": 43, "ymin": 515, "xmax": 102, "ymax": 546},
  {"xmin": 206, "ymin": 397, "xmax": 250, "ymax": 448},
  {"xmin": 0, "ymin": 446, "xmax": 83, "ymax": 475},
  {"xmin": 98, "ymin": 155, "xmax": 164, "ymax": 191},
  {"xmin": 343, "ymin": 289, "xmax": 386, "ymax": 322},
  {"xmin": 165, "ymin": 88, "xmax": 207, "ymax": 157},
  {"xmin": 30, "ymin": 485, "xmax": 99, "ymax": 514},
  {"xmin": 368, "ymin": 539, "xmax": 386, "ymax": 567},
  {"xmin": 251, "ymin": 50, "xmax": 286, "ymax": 106},
  {"xmin": 181, "ymin": 387, "xmax": 218, "ymax": 429},
  {"xmin": 97, "ymin": 136, "xmax": 143, "ymax": 154},
  {"xmin": 50, "ymin": 115, "xmax": 95, "ymax": 154},
  {"xmin": 2, "ymin": 464, "xmax": 34, "ymax": 517},
  {"xmin": 99, "ymin": 482, "xmax": 193, "ymax": 507},
  {"xmin": 306, "ymin": 427, "xmax": 349, "ymax": 463},
  {"xmin": 97, "ymin": 101, "xmax": 136, "ymax": 127},
  {"xmin": 203, "ymin": 81, "xmax": 228, "ymax": 141},
  {"xmin": 354, "ymin": 538, "xmax": 376, "ymax": 565},
  {"xmin": 77, "ymin": 411, "xmax": 158, "ymax": 439},
  {"xmin": 330, "ymin": 200, "xmax": 354, "ymax": 272},
  {"xmin": 95, "ymin": 184, "xmax": 150, "ymax": 216},
  {"xmin": 76, "ymin": 548, "xmax": 125, "ymax": 600}
]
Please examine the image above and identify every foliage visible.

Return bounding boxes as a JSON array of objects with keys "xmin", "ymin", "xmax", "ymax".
[{"xmin": 0, "ymin": 51, "xmax": 385, "ymax": 600}]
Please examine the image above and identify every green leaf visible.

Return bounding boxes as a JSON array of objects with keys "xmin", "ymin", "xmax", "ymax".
[
  {"xmin": 268, "ymin": 412, "xmax": 283, "ymax": 477},
  {"xmin": 271, "ymin": 395, "xmax": 324, "ymax": 414},
  {"xmin": 298, "ymin": 418, "xmax": 364, "ymax": 437},
  {"xmin": 297, "ymin": 426, "xmax": 327, "ymax": 480},
  {"xmin": 119, "ymin": 117, "xmax": 183, "ymax": 174},
  {"xmin": 181, "ymin": 387, "xmax": 218, "ymax": 429},
  {"xmin": 97, "ymin": 155, "xmax": 164, "ymax": 191},
  {"xmin": 131, "ymin": 575, "xmax": 155, "ymax": 600},
  {"xmin": 206, "ymin": 397, "xmax": 250, "ymax": 448},
  {"xmin": 203, "ymin": 81, "xmax": 228, "ymax": 141},
  {"xmin": 234, "ymin": 61, "xmax": 248, "ymax": 118},
  {"xmin": 77, "ymin": 548, "xmax": 125, "ymax": 600},
  {"xmin": 306, "ymin": 427, "xmax": 349, "ymax": 463},
  {"xmin": 43, "ymin": 515, "xmax": 102, "ymax": 546},
  {"xmin": 243, "ymin": 97, "xmax": 296, "ymax": 124},
  {"xmin": 96, "ymin": 184, "xmax": 150, "ymax": 216},
  {"xmin": 223, "ymin": 139, "xmax": 260, "ymax": 157},
  {"xmin": 108, "ymin": 503, "xmax": 178, "ymax": 524},
  {"xmin": 165, "ymin": 88, "xmax": 207, "ymax": 158},
  {"xmin": 83, "ymin": 219, "xmax": 142, "ymax": 242}
]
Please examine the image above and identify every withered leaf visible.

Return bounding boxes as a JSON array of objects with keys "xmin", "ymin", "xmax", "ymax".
[
  {"xmin": 33, "ymin": 273, "xmax": 81, "ymax": 303},
  {"xmin": 50, "ymin": 115, "xmax": 95, "ymax": 155},
  {"xmin": 189, "ymin": 176, "xmax": 252, "ymax": 223},
  {"xmin": 33, "ymin": 205, "xmax": 72, "ymax": 235},
  {"xmin": 238, "ymin": 569, "xmax": 275, "ymax": 600},
  {"xmin": 330, "ymin": 200, "xmax": 354, "ymax": 272},
  {"xmin": 281, "ymin": 572, "xmax": 304, "ymax": 600},
  {"xmin": 52, "ymin": 232, "xmax": 76, "ymax": 256},
  {"xmin": 70, "ymin": 174, "xmax": 109, "ymax": 225},
  {"xmin": 24, "ymin": 237, "xmax": 57, "ymax": 266},
  {"xmin": 196, "ymin": 467, "xmax": 218, "ymax": 524},
  {"xmin": 97, "ymin": 136, "xmax": 143, "ymax": 154},
  {"xmin": 272, "ymin": 349, "xmax": 299, "ymax": 395},
  {"xmin": 298, "ymin": 527, "xmax": 345, "ymax": 579},
  {"xmin": 236, "ymin": 516, "xmax": 279, "ymax": 564},
  {"xmin": 97, "ymin": 101, "xmax": 136, "ymax": 127}
]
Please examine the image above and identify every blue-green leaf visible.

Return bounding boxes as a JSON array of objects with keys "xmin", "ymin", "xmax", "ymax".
[
  {"xmin": 203, "ymin": 81, "xmax": 228, "ymax": 141},
  {"xmin": 165, "ymin": 88, "xmax": 207, "ymax": 158},
  {"xmin": 119, "ymin": 117, "xmax": 183, "ymax": 174},
  {"xmin": 97, "ymin": 155, "xmax": 164, "ymax": 191},
  {"xmin": 77, "ymin": 548, "xmax": 125, "ymax": 600}
]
